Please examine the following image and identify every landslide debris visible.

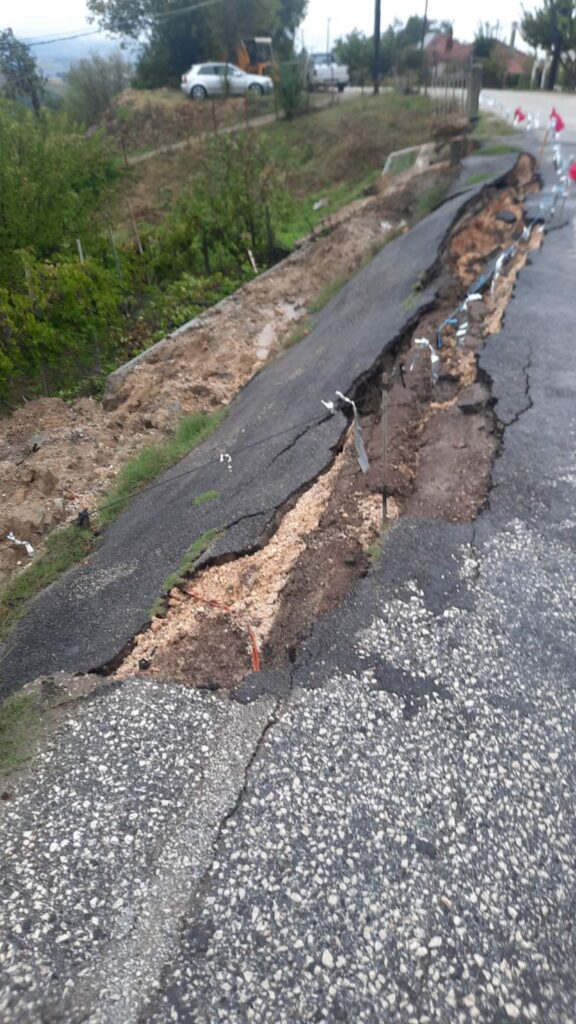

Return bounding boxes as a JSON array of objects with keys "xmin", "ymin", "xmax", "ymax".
[
  {"xmin": 0, "ymin": 163, "xmax": 452, "ymax": 591},
  {"xmin": 116, "ymin": 162, "xmax": 542, "ymax": 690}
]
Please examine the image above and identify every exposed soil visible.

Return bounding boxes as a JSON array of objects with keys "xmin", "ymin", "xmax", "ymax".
[
  {"xmin": 0, "ymin": 162, "xmax": 452, "ymax": 589},
  {"xmin": 116, "ymin": 165, "xmax": 543, "ymax": 690}
]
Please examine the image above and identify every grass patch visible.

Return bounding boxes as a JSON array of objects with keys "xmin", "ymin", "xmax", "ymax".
[
  {"xmin": 308, "ymin": 273, "xmax": 351, "ymax": 313},
  {"xmin": 417, "ymin": 183, "xmax": 449, "ymax": 218},
  {"xmin": 283, "ymin": 320, "xmax": 311, "ymax": 349},
  {"xmin": 473, "ymin": 112, "xmax": 514, "ymax": 137},
  {"xmin": 193, "ymin": 489, "xmax": 220, "ymax": 507},
  {"xmin": 465, "ymin": 172, "xmax": 492, "ymax": 185},
  {"xmin": 0, "ymin": 527, "xmax": 94, "ymax": 641},
  {"xmin": 0, "ymin": 412, "xmax": 226, "ymax": 642},
  {"xmin": 98, "ymin": 409, "xmax": 226, "ymax": 526},
  {"xmin": 148, "ymin": 527, "xmax": 222, "ymax": 618},
  {"xmin": 0, "ymin": 693, "xmax": 39, "ymax": 775},
  {"xmin": 111, "ymin": 92, "xmax": 434, "ymax": 245},
  {"xmin": 477, "ymin": 142, "xmax": 523, "ymax": 156}
]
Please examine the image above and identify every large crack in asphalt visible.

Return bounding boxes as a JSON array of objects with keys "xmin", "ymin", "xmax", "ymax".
[
  {"xmin": 119, "ymin": 177, "xmax": 542, "ymax": 692},
  {"xmin": 0, "ymin": 152, "xmax": 525, "ymax": 697},
  {"xmin": 1, "ymin": 151, "xmax": 559, "ymax": 1024}
]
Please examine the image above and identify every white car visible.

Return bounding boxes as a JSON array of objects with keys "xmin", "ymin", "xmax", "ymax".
[
  {"xmin": 181, "ymin": 62, "xmax": 274, "ymax": 100},
  {"xmin": 307, "ymin": 53, "xmax": 349, "ymax": 92}
]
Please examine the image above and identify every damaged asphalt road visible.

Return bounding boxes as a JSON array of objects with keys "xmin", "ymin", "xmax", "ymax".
[
  {"xmin": 0, "ymin": 155, "xmax": 519, "ymax": 694},
  {"xmin": 3, "ymin": 149, "xmax": 576, "ymax": 1023}
]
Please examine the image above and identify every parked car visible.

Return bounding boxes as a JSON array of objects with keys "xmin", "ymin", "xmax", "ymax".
[
  {"xmin": 307, "ymin": 53, "xmax": 349, "ymax": 92},
  {"xmin": 181, "ymin": 62, "xmax": 274, "ymax": 100}
]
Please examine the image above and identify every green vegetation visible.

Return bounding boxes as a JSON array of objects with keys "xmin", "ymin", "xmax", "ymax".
[
  {"xmin": 472, "ymin": 112, "xmax": 514, "ymax": 138},
  {"xmin": 522, "ymin": 0, "xmax": 576, "ymax": 91},
  {"xmin": 65, "ymin": 50, "xmax": 133, "ymax": 126},
  {"xmin": 283, "ymin": 320, "xmax": 311, "ymax": 349},
  {"xmin": 334, "ymin": 15, "xmax": 452, "ymax": 86},
  {"xmin": 98, "ymin": 410, "xmax": 226, "ymax": 525},
  {"xmin": 0, "ymin": 89, "xmax": 434, "ymax": 406},
  {"xmin": 0, "ymin": 412, "xmax": 225, "ymax": 639},
  {"xmin": 308, "ymin": 274, "xmax": 350, "ymax": 314},
  {"xmin": 478, "ymin": 142, "xmax": 523, "ymax": 156},
  {"xmin": 417, "ymin": 184, "xmax": 449, "ymax": 218},
  {"xmin": 88, "ymin": 0, "xmax": 307, "ymax": 87},
  {"xmin": 465, "ymin": 172, "xmax": 492, "ymax": 186},
  {"xmin": 0, "ymin": 28, "xmax": 45, "ymax": 114},
  {"xmin": 149, "ymin": 528, "xmax": 222, "ymax": 618},
  {"xmin": 193, "ymin": 490, "xmax": 220, "ymax": 507},
  {"xmin": 0, "ymin": 110, "xmax": 285, "ymax": 404},
  {"xmin": 0, "ymin": 527, "xmax": 93, "ymax": 639},
  {"xmin": 265, "ymin": 93, "xmax": 432, "ymax": 249},
  {"xmin": 277, "ymin": 59, "xmax": 307, "ymax": 121},
  {"xmin": 0, "ymin": 693, "xmax": 39, "ymax": 774}
]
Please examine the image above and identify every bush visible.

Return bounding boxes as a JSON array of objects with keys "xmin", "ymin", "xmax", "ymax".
[
  {"xmin": 0, "ymin": 253, "xmax": 122, "ymax": 400},
  {"xmin": 151, "ymin": 132, "xmax": 289, "ymax": 279},
  {"xmin": 277, "ymin": 59, "xmax": 307, "ymax": 120},
  {"xmin": 0, "ymin": 103, "xmax": 117, "ymax": 289},
  {"xmin": 64, "ymin": 50, "xmax": 133, "ymax": 126}
]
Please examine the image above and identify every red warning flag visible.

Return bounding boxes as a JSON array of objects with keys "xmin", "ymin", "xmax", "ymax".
[{"xmin": 550, "ymin": 108, "xmax": 565, "ymax": 133}]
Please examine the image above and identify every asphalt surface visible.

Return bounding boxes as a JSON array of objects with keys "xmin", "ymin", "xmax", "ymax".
[
  {"xmin": 2, "ymin": 145, "xmax": 575, "ymax": 1023},
  {"xmin": 0, "ymin": 154, "xmax": 518, "ymax": 695},
  {"xmin": 482, "ymin": 87, "xmax": 576, "ymax": 134}
]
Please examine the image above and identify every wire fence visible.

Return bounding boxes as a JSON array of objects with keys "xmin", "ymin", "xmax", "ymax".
[{"xmin": 427, "ymin": 71, "xmax": 469, "ymax": 117}]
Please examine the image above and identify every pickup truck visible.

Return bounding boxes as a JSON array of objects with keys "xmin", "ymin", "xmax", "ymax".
[{"xmin": 307, "ymin": 53, "xmax": 349, "ymax": 92}]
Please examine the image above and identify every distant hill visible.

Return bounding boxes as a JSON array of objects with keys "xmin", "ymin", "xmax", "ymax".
[{"xmin": 29, "ymin": 34, "xmax": 137, "ymax": 79}]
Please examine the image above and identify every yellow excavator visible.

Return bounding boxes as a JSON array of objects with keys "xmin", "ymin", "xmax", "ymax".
[{"xmin": 235, "ymin": 37, "xmax": 274, "ymax": 77}]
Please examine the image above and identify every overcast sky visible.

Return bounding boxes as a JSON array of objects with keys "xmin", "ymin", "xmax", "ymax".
[{"xmin": 7, "ymin": 0, "xmax": 532, "ymax": 52}]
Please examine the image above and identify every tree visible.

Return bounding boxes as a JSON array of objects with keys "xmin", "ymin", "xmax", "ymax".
[
  {"xmin": 0, "ymin": 103, "xmax": 116, "ymax": 289},
  {"xmin": 65, "ymin": 50, "xmax": 133, "ymax": 125},
  {"xmin": 88, "ymin": 0, "xmax": 307, "ymax": 86},
  {"xmin": 521, "ymin": 0, "xmax": 576, "ymax": 90},
  {"xmin": 334, "ymin": 30, "xmax": 373, "ymax": 86},
  {"xmin": 0, "ymin": 29, "xmax": 45, "ymax": 115}
]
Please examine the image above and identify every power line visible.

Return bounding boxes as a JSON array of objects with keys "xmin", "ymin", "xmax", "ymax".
[
  {"xmin": 28, "ymin": 30, "xmax": 103, "ymax": 48},
  {"xmin": 6, "ymin": 0, "xmax": 223, "ymax": 49}
]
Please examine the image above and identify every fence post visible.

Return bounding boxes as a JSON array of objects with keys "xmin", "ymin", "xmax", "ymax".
[{"xmin": 467, "ymin": 64, "xmax": 482, "ymax": 123}]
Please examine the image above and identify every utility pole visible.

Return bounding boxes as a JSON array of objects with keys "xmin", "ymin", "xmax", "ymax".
[
  {"xmin": 373, "ymin": 0, "xmax": 381, "ymax": 94},
  {"xmin": 420, "ymin": 0, "xmax": 429, "ymax": 92},
  {"xmin": 420, "ymin": 0, "xmax": 429, "ymax": 50}
]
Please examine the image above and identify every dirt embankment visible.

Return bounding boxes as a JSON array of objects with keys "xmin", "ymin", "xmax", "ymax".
[
  {"xmin": 117, "ymin": 159, "xmax": 542, "ymax": 690},
  {"xmin": 0, "ymin": 162, "xmax": 450, "ymax": 590}
]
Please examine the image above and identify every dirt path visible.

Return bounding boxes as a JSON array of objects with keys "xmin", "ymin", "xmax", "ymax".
[
  {"xmin": 126, "ymin": 93, "xmax": 353, "ymax": 165},
  {"xmin": 127, "ymin": 110, "xmax": 280, "ymax": 165},
  {"xmin": 0, "ymin": 162, "xmax": 451, "ymax": 590}
]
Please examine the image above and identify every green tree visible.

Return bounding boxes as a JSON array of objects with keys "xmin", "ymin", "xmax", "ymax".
[
  {"xmin": 152, "ymin": 131, "xmax": 287, "ymax": 279},
  {"xmin": 88, "ymin": 0, "xmax": 307, "ymax": 86},
  {"xmin": 521, "ymin": 0, "xmax": 575, "ymax": 90},
  {"xmin": 65, "ymin": 50, "xmax": 133, "ymax": 126},
  {"xmin": 0, "ymin": 29, "xmax": 45, "ymax": 115},
  {"xmin": 0, "ymin": 103, "xmax": 116, "ymax": 288},
  {"xmin": 0, "ymin": 254, "xmax": 122, "ymax": 398},
  {"xmin": 334, "ymin": 30, "xmax": 374, "ymax": 85}
]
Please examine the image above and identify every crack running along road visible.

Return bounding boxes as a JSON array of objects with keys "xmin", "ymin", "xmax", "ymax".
[
  {"xmin": 0, "ymin": 154, "xmax": 519, "ymax": 696},
  {"xmin": 1, "ymin": 186, "xmax": 575, "ymax": 1023}
]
